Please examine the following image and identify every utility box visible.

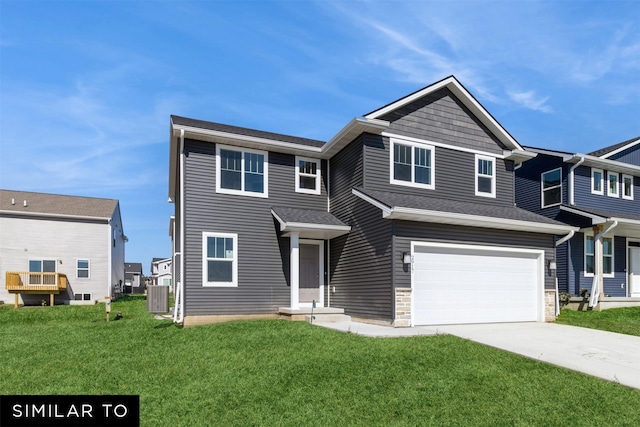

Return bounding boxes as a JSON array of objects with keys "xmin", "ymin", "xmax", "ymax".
[{"xmin": 147, "ymin": 285, "xmax": 169, "ymax": 314}]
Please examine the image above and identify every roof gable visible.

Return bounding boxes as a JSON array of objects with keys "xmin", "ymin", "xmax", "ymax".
[
  {"xmin": 364, "ymin": 76, "xmax": 523, "ymax": 151},
  {"xmin": 0, "ymin": 189, "xmax": 118, "ymax": 219},
  {"xmin": 589, "ymin": 136, "xmax": 640, "ymax": 159}
]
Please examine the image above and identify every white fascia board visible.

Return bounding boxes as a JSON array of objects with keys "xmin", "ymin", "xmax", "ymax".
[
  {"xmin": 609, "ymin": 217, "xmax": 640, "ymax": 227},
  {"xmin": 524, "ymin": 147, "xmax": 573, "ymax": 158},
  {"xmin": 386, "ymin": 207, "xmax": 577, "ymax": 234},
  {"xmin": 271, "ymin": 209, "xmax": 351, "ymax": 234},
  {"xmin": 351, "ymin": 189, "xmax": 392, "ymax": 216},
  {"xmin": 599, "ymin": 138, "xmax": 640, "ymax": 159},
  {"xmin": 365, "ymin": 76, "xmax": 522, "ymax": 151},
  {"xmin": 504, "ymin": 149, "xmax": 537, "ymax": 163},
  {"xmin": 321, "ymin": 117, "xmax": 389, "ymax": 158},
  {"xmin": 0, "ymin": 210, "xmax": 111, "ymax": 222},
  {"xmin": 564, "ymin": 154, "xmax": 640, "ymax": 175}
]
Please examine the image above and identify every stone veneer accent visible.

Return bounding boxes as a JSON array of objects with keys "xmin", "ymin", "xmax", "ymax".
[
  {"xmin": 544, "ymin": 290, "xmax": 557, "ymax": 322},
  {"xmin": 394, "ymin": 287, "xmax": 412, "ymax": 327}
]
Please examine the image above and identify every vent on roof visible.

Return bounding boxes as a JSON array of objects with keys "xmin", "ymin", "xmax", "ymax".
[
  {"xmin": 11, "ymin": 198, "xmax": 15, "ymax": 205},
  {"xmin": 23, "ymin": 200, "xmax": 27, "ymax": 207}
]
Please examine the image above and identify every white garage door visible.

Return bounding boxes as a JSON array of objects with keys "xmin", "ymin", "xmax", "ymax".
[{"xmin": 412, "ymin": 243, "xmax": 542, "ymax": 326}]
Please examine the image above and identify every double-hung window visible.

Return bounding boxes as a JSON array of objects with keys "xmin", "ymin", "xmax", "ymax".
[
  {"xmin": 203, "ymin": 232, "xmax": 238, "ymax": 287},
  {"xmin": 585, "ymin": 235, "xmax": 613, "ymax": 277},
  {"xmin": 591, "ymin": 168, "xmax": 603, "ymax": 195},
  {"xmin": 622, "ymin": 175, "xmax": 634, "ymax": 200},
  {"xmin": 295, "ymin": 156, "xmax": 321, "ymax": 195},
  {"xmin": 607, "ymin": 172, "xmax": 619, "ymax": 198},
  {"xmin": 390, "ymin": 138, "xmax": 435, "ymax": 189},
  {"xmin": 541, "ymin": 168, "xmax": 562, "ymax": 208},
  {"xmin": 76, "ymin": 259, "xmax": 90, "ymax": 278},
  {"xmin": 475, "ymin": 155, "xmax": 496, "ymax": 197},
  {"xmin": 216, "ymin": 144, "xmax": 268, "ymax": 197}
]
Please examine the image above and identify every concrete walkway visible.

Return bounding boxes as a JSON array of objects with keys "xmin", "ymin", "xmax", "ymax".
[{"xmin": 313, "ymin": 320, "xmax": 640, "ymax": 390}]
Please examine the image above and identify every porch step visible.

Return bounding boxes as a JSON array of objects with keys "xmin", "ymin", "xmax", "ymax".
[
  {"xmin": 278, "ymin": 306, "xmax": 346, "ymax": 322},
  {"xmin": 305, "ymin": 313, "xmax": 351, "ymax": 323}
]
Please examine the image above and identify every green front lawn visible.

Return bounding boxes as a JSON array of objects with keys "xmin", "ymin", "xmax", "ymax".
[
  {"xmin": 556, "ymin": 306, "xmax": 640, "ymax": 337},
  {"xmin": 1, "ymin": 297, "xmax": 639, "ymax": 426}
]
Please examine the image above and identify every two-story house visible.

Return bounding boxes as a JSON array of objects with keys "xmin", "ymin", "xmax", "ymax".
[
  {"xmin": 150, "ymin": 257, "xmax": 172, "ymax": 289},
  {"xmin": 0, "ymin": 189, "xmax": 126, "ymax": 306},
  {"xmin": 516, "ymin": 137, "xmax": 640, "ymax": 308},
  {"xmin": 124, "ymin": 262, "xmax": 144, "ymax": 294},
  {"xmin": 168, "ymin": 76, "xmax": 576, "ymax": 327}
]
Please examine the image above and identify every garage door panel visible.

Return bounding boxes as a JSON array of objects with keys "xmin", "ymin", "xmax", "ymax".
[{"xmin": 412, "ymin": 245, "xmax": 541, "ymax": 326}]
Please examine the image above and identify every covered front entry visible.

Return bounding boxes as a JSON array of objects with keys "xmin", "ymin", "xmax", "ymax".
[{"xmin": 411, "ymin": 242, "xmax": 544, "ymax": 326}]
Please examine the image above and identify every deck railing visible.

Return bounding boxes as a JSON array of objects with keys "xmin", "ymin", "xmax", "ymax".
[{"xmin": 5, "ymin": 272, "xmax": 68, "ymax": 293}]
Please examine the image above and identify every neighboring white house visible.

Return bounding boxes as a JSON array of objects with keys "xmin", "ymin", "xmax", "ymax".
[
  {"xmin": 0, "ymin": 189, "xmax": 126, "ymax": 306},
  {"xmin": 150, "ymin": 257, "xmax": 172, "ymax": 287}
]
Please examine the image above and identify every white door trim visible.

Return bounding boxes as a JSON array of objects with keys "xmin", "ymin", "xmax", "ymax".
[
  {"xmin": 628, "ymin": 240, "xmax": 640, "ymax": 297},
  {"xmin": 410, "ymin": 241, "xmax": 545, "ymax": 326},
  {"xmin": 299, "ymin": 239, "xmax": 324, "ymax": 307}
]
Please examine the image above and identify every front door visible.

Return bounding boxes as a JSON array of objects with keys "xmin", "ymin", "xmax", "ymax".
[
  {"xmin": 630, "ymin": 247, "xmax": 640, "ymax": 297},
  {"xmin": 299, "ymin": 243, "xmax": 321, "ymax": 306}
]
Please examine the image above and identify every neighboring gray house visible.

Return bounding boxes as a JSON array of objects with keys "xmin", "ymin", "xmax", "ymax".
[
  {"xmin": 0, "ymin": 189, "xmax": 126, "ymax": 306},
  {"xmin": 168, "ymin": 76, "xmax": 576, "ymax": 327},
  {"xmin": 515, "ymin": 137, "xmax": 640, "ymax": 308},
  {"xmin": 124, "ymin": 262, "xmax": 144, "ymax": 294}
]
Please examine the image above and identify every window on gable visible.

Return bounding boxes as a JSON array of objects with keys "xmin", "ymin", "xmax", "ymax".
[
  {"xmin": 216, "ymin": 145, "xmax": 268, "ymax": 197},
  {"xmin": 295, "ymin": 157, "xmax": 321, "ymax": 195},
  {"xmin": 475, "ymin": 155, "xmax": 496, "ymax": 197},
  {"xmin": 622, "ymin": 175, "xmax": 634, "ymax": 200},
  {"xmin": 203, "ymin": 232, "xmax": 238, "ymax": 287},
  {"xmin": 77, "ymin": 259, "xmax": 90, "ymax": 279},
  {"xmin": 541, "ymin": 168, "xmax": 562, "ymax": 208},
  {"xmin": 591, "ymin": 168, "xmax": 603, "ymax": 195},
  {"xmin": 585, "ymin": 235, "xmax": 613, "ymax": 277},
  {"xmin": 390, "ymin": 138, "xmax": 434, "ymax": 189},
  {"xmin": 607, "ymin": 172, "xmax": 619, "ymax": 198}
]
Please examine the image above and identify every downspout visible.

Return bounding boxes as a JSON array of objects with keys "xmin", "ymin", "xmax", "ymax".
[
  {"xmin": 554, "ymin": 230, "xmax": 575, "ymax": 316},
  {"xmin": 568, "ymin": 156, "xmax": 585, "ymax": 206},
  {"xmin": 107, "ymin": 219, "xmax": 113, "ymax": 300},
  {"xmin": 174, "ymin": 129, "xmax": 186, "ymax": 324},
  {"xmin": 589, "ymin": 221, "xmax": 618, "ymax": 307},
  {"xmin": 326, "ymin": 158, "xmax": 330, "ymax": 308}
]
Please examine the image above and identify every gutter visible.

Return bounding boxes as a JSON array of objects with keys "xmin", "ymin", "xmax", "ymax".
[
  {"xmin": 555, "ymin": 230, "xmax": 575, "ymax": 247},
  {"xmin": 568, "ymin": 156, "xmax": 585, "ymax": 206}
]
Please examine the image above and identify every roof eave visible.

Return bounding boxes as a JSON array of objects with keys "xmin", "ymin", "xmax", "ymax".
[{"xmin": 564, "ymin": 154, "xmax": 640, "ymax": 175}]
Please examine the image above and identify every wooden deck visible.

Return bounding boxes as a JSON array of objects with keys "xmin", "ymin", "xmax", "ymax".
[{"xmin": 5, "ymin": 272, "xmax": 68, "ymax": 307}]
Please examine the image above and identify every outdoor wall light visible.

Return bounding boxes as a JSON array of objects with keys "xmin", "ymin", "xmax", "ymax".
[
  {"xmin": 402, "ymin": 252, "xmax": 412, "ymax": 265},
  {"xmin": 548, "ymin": 261, "xmax": 557, "ymax": 271}
]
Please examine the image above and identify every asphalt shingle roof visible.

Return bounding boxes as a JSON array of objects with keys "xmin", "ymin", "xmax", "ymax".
[
  {"xmin": 588, "ymin": 136, "xmax": 640, "ymax": 158},
  {"xmin": 0, "ymin": 189, "xmax": 118, "ymax": 219},
  {"xmin": 271, "ymin": 206, "xmax": 348, "ymax": 227}
]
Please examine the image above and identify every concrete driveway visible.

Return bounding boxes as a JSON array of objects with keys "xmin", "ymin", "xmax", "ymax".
[{"xmin": 435, "ymin": 322, "xmax": 640, "ymax": 390}]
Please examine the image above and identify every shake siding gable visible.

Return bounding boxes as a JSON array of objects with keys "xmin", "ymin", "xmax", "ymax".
[{"xmin": 182, "ymin": 139, "xmax": 327, "ymax": 315}]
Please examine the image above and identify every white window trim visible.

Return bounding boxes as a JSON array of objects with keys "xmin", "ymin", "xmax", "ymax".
[
  {"xmin": 202, "ymin": 232, "xmax": 238, "ymax": 287},
  {"xmin": 475, "ymin": 154, "xmax": 496, "ymax": 198},
  {"xmin": 216, "ymin": 144, "xmax": 269, "ymax": 198},
  {"xmin": 295, "ymin": 156, "xmax": 321, "ymax": 195},
  {"xmin": 607, "ymin": 171, "xmax": 619, "ymax": 198},
  {"xmin": 389, "ymin": 137, "xmax": 435, "ymax": 190},
  {"xmin": 591, "ymin": 168, "xmax": 604, "ymax": 195},
  {"xmin": 541, "ymin": 168, "xmax": 562, "ymax": 208},
  {"xmin": 584, "ymin": 234, "xmax": 614, "ymax": 278},
  {"xmin": 622, "ymin": 174, "xmax": 634, "ymax": 200},
  {"xmin": 76, "ymin": 258, "xmax": 90, "ymax": 279}
]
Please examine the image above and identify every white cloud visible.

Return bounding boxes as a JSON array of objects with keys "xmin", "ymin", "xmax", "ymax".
[{"xmin": 508, "ymin": 90, "xmax": 553, "ymax": 113}]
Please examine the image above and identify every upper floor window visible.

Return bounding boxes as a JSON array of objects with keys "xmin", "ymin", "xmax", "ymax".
[
  {"xmin": 295, "ymin": 157, "xmax": 321, "ymax": 195},
  {"xmin": 76, "ymin": 259, "xmax": 90, "ymax": 279},
  {"xmin": 216, "ymin": 144, "xmax": 268, "ymax": 198},
  {"xmin": 591, "ymin": 168, "xmax": 603, "ymax": 195},
  {"xmin": 203, "ymin": 232, "xmax": 238, "ymax": 287},
  {"xmin": 585, "ymin": 235, "xmax": 613, "ymax": 277},
  {"xmin": 541, "ymin": 168, "xmax": 562, "ymax": 208},
  {"xmin": 607, "ymin": 172, "xmax": 619, "ymax": 198},
  {"xmin": 475, "ymin": 155, "xmax": 495, "ymax": 198},
  {"xmin": 622, "ymin": 175, "xmax": 634, "ymax": 200},
  {"xmin": 390, "ymin": 138, "xmax": 435, "ymax": 190}
]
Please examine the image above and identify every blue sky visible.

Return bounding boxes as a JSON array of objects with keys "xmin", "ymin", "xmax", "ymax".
[{"xmin": 1, "ymin": 1, "xmax": 639, "ymax": 273}]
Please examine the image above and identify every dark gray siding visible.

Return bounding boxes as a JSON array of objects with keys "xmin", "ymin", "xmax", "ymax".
[
  {"xmin": 515, "ymin": 154, "xmax": 566, "ymax": 218},
  {"xmin": 183, "ymin": 139, "xmax": 327, "ymax": 315},
  {"xmin": 608, "ymin": 145, "xmax": 640, "ymax": 166},
  {"xmin": 379, "ymin": 88, "xmax": 507, "ymax": 155},
  {"xmin": 363, "ymin": 134, "xmax": 515, "ymax": 206},
  {"xmin": 392, "ymin": 221, "xmax": 557, "ymax": 291},
  {"xmin": 574, "ymin": 166, "xmax": 639, "ymax": 216},
  {"xmin": 329, "ymin": 135, "xmax": 393, "ymax": 321},
  {"xmin": 556, "ymin": 240, "xmax": 569, "ymax": 293}
]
